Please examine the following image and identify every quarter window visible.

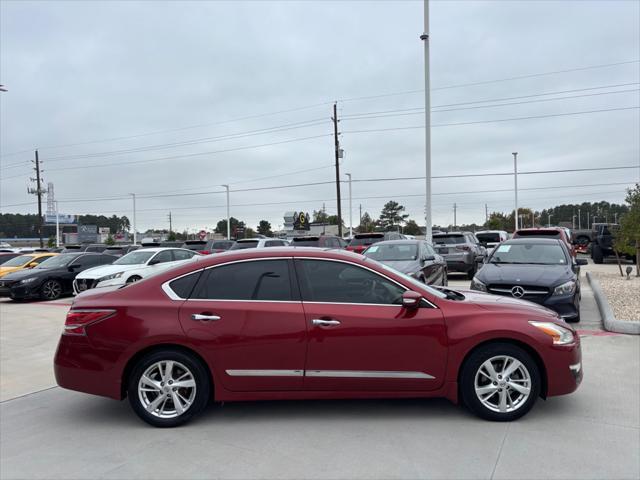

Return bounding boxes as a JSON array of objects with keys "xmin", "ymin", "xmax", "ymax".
[
  {"xmin": 296, "ymin": 260, "xmax": 405, "ymax": 305},
  {"xmin": 151, "ymin": 251, "xmax": 174, "ymax": 264},
  {"xmin": 173, "ymin": 250, "xmax": 195, "ymax": 261},
  {"xmin": 169, "ymin": 271, "xmax": 202, "ymax": 298},
  {"xmin": 192, "ymin": 260, "xmax": 293, "ymax": 301}
]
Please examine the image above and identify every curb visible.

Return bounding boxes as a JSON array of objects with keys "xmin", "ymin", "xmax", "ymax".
[{"xmin": 586, "ymin": 272, "xmax": 640, "ymax": 335}]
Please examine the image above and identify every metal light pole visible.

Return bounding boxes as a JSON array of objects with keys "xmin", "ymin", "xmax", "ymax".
[
  {"xmin": 55, "ymin": 201, "xmax": 60, "ymax": 247},
  {"xmin": 346, "ymin": 173, "xmax": 353, "ymax": 238},
  {"xmin": 130, "ymin": 193, "xmax": 137, "ymax": 245},
  {"xmin": 421, "ymin": 0, "xmax": 433, "ymax": 243},
  {"xmin": 512, "ymin": 152, "xmax": 518, "ymax": 231},
  {"xmin": 222, "ymin": 185, "xmax": 230, "ymax": 240},
  {"xmin": 548, "ymin": 213, "xmax": 552, "ymax": 227},
  {"xmin": 578, "ymin": 209, "xmax": 581, "ymax": 230}
]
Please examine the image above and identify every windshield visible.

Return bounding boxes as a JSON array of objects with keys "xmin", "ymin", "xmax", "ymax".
[
  {"xmin": 349, "ymin": 235, "xmax": 383, "ymax": 247},
  {"xmin": 364, "ymin": 244, "xmax": 418, "ymax": 261},
  {"xmin": 490, "ymin": 243, "xmax": 568, "ymax": 265},
  {"xmin": 476, "ymin": 233, "xmax": 501, "ymax": 243},
  {"xmin": 114, "ymin": 251, "xmax": 155, "ymax": 265},
  {"xmin": 1, "ymin": 255, "xmax": 35, "ymax": 267},
  {"xmin": 367, "ymin": 259, "xmax": 448, "ymax": 300},
  {"xmin": 433, "ymin": 235, "xmax": 466, "ymax": 244},
  {"xmin": 34, "ymin": 254, "xmax": 76, "ymax": 269},
  {"xmin": 230, "ymin": 241, "xmax": 258, "ymax": 250}
]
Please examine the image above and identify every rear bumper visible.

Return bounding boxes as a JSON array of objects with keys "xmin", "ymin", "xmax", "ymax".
[
  {"xmin": 54, "ymin": 334, "xmax": 122, "ymax": 400},
  {"xmin": 443, "ymin": 256, "xmax": 474, "ymax": 272}
]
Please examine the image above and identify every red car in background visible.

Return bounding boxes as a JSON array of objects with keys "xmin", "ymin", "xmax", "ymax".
[
  {"xmin": 346, "ymin": 232, "xmax": 403, "ymax": 254},
  {"xmin": 55, "ymin": 248, "xmax": 582, "ymax": 427},
  {"xmin": 513, "ymin": 227, "xmax": 576, "ymax": 257}
]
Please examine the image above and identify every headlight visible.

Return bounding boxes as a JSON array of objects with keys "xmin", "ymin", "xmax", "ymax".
[
  {"xmin": 19, "ymin": 277, "xmax": 38, "ymax": 284},
  {"xmin": 553, "ymin": 280, "xmax": 576, "ymax": 296},
  {"xmin": 529, "ymin": 321, "xmax": 575, "ymax": 345},
  {"xmin": 98, "ymin": 272, "xmax": 124, "ymax": 282},
  {"xmin": 470, "ymin": 277, "xmax": 487, "ymax": 292}
]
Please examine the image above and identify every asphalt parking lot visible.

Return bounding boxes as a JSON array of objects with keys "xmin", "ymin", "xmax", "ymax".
[{"xmin": 1, "ymin": 260, "xmax": 638, "ymax": 479}]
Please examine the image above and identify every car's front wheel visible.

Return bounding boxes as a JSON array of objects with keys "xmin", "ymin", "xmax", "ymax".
[
  {"xmin": 460, "ymin": 343, "xmax": 541, "ymax": 421},
  {"xmin": 127, "ymin": 350, "xmax": 211, "ymax": 427},
  {"xmin": 40, "ymin": 279, "xmax": 62, "ymax": 300}
]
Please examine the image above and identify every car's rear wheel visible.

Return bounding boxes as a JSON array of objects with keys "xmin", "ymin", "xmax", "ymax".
[
  {"xmin": 128, "ymin": 350, "xmax": 211, "ymax": 428},
  {"xmin": 592, "ymin": 245, "xmax": 604, "ymax": 264},
  {"xmin": 40, "ymin": 279, "xmax": 62, "ymax": 300},
  {"xmin": 442, "ymin": 269, "xmax": 448, "ymax": 286},
  {"xmin": 126, "ymin": 275, "xmax": 142, "ymax": 284},
  {"xmin": 466, "ymin": 263, "xmax": 477, "ymax": 280},
  {"xmin": 460, "ymin": 343, "xmax": 540, "ymax": 421}
]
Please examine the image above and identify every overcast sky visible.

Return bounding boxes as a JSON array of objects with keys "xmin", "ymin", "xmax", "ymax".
[{"xmin": 1, "ymin": 0, "xmax": 639, "ymax": 233}]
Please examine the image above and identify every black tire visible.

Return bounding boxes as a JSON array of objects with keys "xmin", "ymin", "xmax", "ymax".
[
  {"xmin": 40, "ymin": 279, "xmax": 62, "ymax": 300},
  {"xmin": 127, "ymin": 349, "xmax": 211, "ymax": 428},
  {"xmin": 466, "ymin": 263, "xmax": 477, "ymax": 280},
  {"xmin": 460, "ymin": 343, "xmax": 541, "ymax": 422},
  {"xmin": 126, "ymin": 275, "xmax": 142, "ymax": 284},
  {"xmin": 442, "ymin": 269, "xmax": 448, "ymax": 286},
  {"xmin": 592, "ymin": 245, "xmax": 604, "ymax": 264}
]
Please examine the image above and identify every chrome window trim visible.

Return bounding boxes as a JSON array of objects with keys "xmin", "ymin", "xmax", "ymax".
[{"xmin": 161, "ymin": 255, "xmax": 438, "ymax": 308}]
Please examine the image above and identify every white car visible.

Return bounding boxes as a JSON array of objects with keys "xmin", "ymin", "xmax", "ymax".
[
  {"xmin": 228, "ymin": 238, "xmax": 289, "ymax": 250},
  {"xmin": 73, "ymin": 247, "xmax": 199, "ymax": 294},
  {"xmin": 475, "ymin": 230, "xmax": 509, "ymax": 256}
]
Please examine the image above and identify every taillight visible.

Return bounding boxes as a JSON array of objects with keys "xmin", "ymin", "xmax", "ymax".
[
  {"xmin": 201, "ymin": 250, "xmax": 211, "ymax": 255},
  {"xmin": 64, "ymin": 309, "xmax": 116, "ymax": 336},
  {"xmin": 456, "ymin": 245, "xmax": 471, "ymax": 251}
]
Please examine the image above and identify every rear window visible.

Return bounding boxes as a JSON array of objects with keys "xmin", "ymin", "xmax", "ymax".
[
  {"xmin": 211, "ymin": 241, "xmax": 234, "ymax": 250},
  {"xmin": 183, "ymin": 241, "xmax": 207, "ymax": 251},
  {"xmin": 476, "ymin": 233, "xmax": 502, "ymax": 243},
  {"xmin": 349, "ymin": 235, "xmax": 384, "ymax": 247},
  {"xmin": 291, "ymin": 238, "xmax": 320, "ymax": 247},
  {"xmin": 515, "ymin": 230, "xmax": 560, "ymax": 239},
  {"xmin": 230, "ymin": 240, "xmax": 259, "ymax": 250},
  {"xmin": 433, "ymin": 235, "xmax": 466, "ymax": 244}
]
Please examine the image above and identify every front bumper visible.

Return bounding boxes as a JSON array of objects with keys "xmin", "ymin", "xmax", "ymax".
[
  {"xmin": 545, "ymin": 337, "xmax": 583, "ymax": 397},
  {"xmin": 0, "ymin": 280, "xmax": 41, "ymax": 299}
]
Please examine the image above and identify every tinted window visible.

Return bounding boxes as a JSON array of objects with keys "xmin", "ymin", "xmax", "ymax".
[
  {"xmin": 169, "ymin": 271, "xmax": 202, "ymax": 298},
  {"xmin": 297, "ymin": 260, "xmax": 405, "ymax": 305},
  {"xmin": 349, "ymin": 235, "xmax": 384, "ymax": 247},
  {"xmin": 114, "ymin": 251, "xmax": 154, "ymax": 265},
  {"xmin": 265, "ymin": 241, "xmax": 282, "ymax": 248},
  {"xmin": 85, "ymin": 245, "xmax": 106, "ymax": 253},
  {"xmin": 31, "ymin": 256, "xmax": 52, "ymax": 265},
  {"xmin": 291, "ymin": 238, "xmax": 320, "ymax": 247},
  {"xmin": 192, "ymin": 260, "xmax": 292, "ymax": 301},
  {"xmin": 211, "ymin": 241, "xmax": 234, "ymax": 250},
  {"xmin": 230, "ymin": 241, "xmax": 259, "ymax": 250},
  {"xmin": 173, "ymin": 249, "xmax": 195, "ymax": 261},
  {"xmin": 152, "ymin": 251, "xmax": 174, "ymax": 264},
  {"xmin": 183, "ymin": 241, "xmax": 206, "ymax": 251},
  {"xmin": 433, "ymin": 235, "xmax": 466, "ymax": 244},
  {"xmin": 476, "ymin": 232, "xmax": 502, "ymax": 243},
  {"xmin": 73, "ymin": 255, "xmax": 102, "ymax": 267},
  {"xmin": 515, "ymin": 230, "xmax": 560, "ymax": 239},
  {"xmin": 98, "ymin": 255, "xmax": 116, "ymax": 265}
]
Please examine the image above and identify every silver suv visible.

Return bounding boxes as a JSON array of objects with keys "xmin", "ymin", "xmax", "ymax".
[{"xmin": 432, "ymin": 232, "xmax": 486, "ymax": 279}]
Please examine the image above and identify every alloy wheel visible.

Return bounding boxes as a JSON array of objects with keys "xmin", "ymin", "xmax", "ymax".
[
  {"xmin": 138, "ymin": 360, "xmax": 197, "ymax": 419},
  {"xmin": 42, "ymin": 280, "xmax": 62, "ymax": 300},
  {"xmin": 474, "ymin": 355, "xmax": 531, "ymax": 413}
]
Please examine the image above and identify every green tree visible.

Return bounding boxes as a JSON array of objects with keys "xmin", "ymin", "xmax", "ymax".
[
  {"xmin": 358, "ymin": 212, "xmax": 375, "ymax": 232},
  {"xmin": 215, "ymin": 217, "xmax": 245, "ymax": 236},
  {"xmin": 313, "ymin": 209, "xmax": 328, "ymax": 223},
  {"xmin": 614, "ymin": 184, "xmax": 640, "ymax": 272},
  {"xmin": 47, "ymin": 236, "xmax": 55, "ymax": 248},
  {"xmin": 403, "ymin": 220, "xmax": 422, "ymax": 236},
  {"xmin": 167, "ymin": 231, "xmax": 177, "ymax": 241},
  {"xmin": 378, "ymin": 201, "xmax": 408, "ymax": 231},
  {"xmin": 105, "ymin": 234, "xmax": 115, "ymax": 246},
  {"xmin": 257, "ymin": 220, "xmax": 273, "ymax": 237}
]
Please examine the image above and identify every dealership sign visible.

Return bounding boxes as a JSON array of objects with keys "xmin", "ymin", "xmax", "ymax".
[
  {"xmin": 293, "ymin": 211, "xmax": 311, "ymax": 231},
  {"xmin": 43, "ymin": 213, "xmax": 77, "ymax": 225}
]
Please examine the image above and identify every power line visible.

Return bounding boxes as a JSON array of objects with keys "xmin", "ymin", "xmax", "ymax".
[{"xmin": 342, "ymin": 106, "xmax": 640, "ymax": 134}]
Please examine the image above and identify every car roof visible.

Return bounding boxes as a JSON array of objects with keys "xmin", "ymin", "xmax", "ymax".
[
  {"xmin": 126, "ymin": 247, "xmax": 188, "ymax": 253},
  {"xmin": 476, "ymin": 230, "xmax": 507, "ymax": 234},
  {"xmin": 371, "ymin": 240, "xmax": 420, "ymax": 246}
]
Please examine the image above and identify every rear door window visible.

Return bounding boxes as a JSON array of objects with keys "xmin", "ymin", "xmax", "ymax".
[
  {"xmin": 192, "ymin": 260, "xmax": 293, "ymax": 301},
  {"xmin": 151, "ymin": 251, "xmax": 174, "ymax": 264},
  {"xmin": 173, "ymin": 249, "xmax": 196, "ymax": 261}
]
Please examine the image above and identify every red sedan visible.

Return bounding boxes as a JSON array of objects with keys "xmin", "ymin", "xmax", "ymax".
[{"xmin": 54, "ymin": 248, "xmax": 582, "ymax": 427}]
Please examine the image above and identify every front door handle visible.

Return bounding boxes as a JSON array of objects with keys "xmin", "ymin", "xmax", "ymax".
[
  {"xmin": 312, "ymin": 319, "xmax": 340, "ymax": 327},
  {"xmin": 191, "ymin": 313, "xmax": 221, "ymax": 322}
]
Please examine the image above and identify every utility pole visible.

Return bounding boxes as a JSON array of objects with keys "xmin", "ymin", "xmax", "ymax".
[
  {"xmin": 421, "ymin": 0, "xmax": 433, "ymax": 244},
  {"xmin": 322, "ymin": 202, "xmax": 326, "ymax": 235},
  {"xmin": 587, "ymin": 211, "xmax": 590, "ymax": 229},
  {"xmin": 578, "ymin": 209, "xmax": 581, "ymax": 230},
  {"xmin": 346, "ymin": 173, "xmax": 353, "ymax": 238},
  {"xmin": 548, "ymin": 213, "xmax": 552, "ymax": 227},
  {"xmin": 453, "ymin": 203, "xmax": 457, "ymax": 229},
  {"xmin": 332, "ymin": 103, "xmax": 343, "ymax": 237},
  {"xmin": 359, "ymin": 204, "xmax": 362, "ymax": 229},
  {"xmin": 27, "ymin": 150, "xmax": 45, "ymax": 248},
  {"xmin": 222, "ymin": 185, "xmax": 230, "ymax": 240},
  {"xmin": 485, "ymin": 203, "xmax": 488, "ymax": 223},
  {"xmin": 512, "ymin": 152, "xmax": 519, "ymax": 232},
  {"xmin": 130, "ymin": 193, "xmax": 137, "ymax": 245},
  {"xmin": 55, "ymin": 200, "xmax": 60, "ymax": 247},
  {"xmin": 168, "ymin": 211, "xmax": 172, "ymax": 236}
]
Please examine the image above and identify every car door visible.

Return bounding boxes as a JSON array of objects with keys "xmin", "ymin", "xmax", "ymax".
[
  {"xmin": 177, "ymin": 258, "xmax": 307, "ymax": 392},
  {"xmin": 420, "ymin": 242, "xmax": 439, "ymax": 284},
  {"xmin": 146, "ymin": 250, "xmax": 176, "ymax": 274},
  {"xmin": 295, "ymin": 258, "xmax": 446, "ymax": 391}
]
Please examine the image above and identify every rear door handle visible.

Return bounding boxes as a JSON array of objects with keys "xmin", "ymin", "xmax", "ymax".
[
  {"xmin": 191, "ymin": 314, "xmax": 221, "ymax": 322},
  {"xmin": 312, "ymin": 319, "xmax": 340, "ymax": 327}
]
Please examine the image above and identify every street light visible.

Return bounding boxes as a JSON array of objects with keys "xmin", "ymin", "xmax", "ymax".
[
  {"xmin": 130, "ymin": 193, "xmax": 137, "ymax": 245},
  {"xmin": 512, "ymin": 152, "xmax": 518, "ymax": 231},
  {"xmin": 421, "ymin": 0, "xmax": 433, "ymax": 244},
  {"xmin": 55, "ymin": 201, "xmax": 60, "ymax": 247},
  {"xmin": 345, "ymin": 173, "xmax": 353, "ymax": 238}
]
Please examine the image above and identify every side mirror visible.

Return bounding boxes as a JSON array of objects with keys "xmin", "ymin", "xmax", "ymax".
[
  {"xmin": 67, "ymin": 264, "xmax": 79, "ymax": 271},
  {"xmin": 424, "ymin": 255, "xmax": 435, "ymax": 261},
  {"xmin": 575, "ymin": 258, "xmax": 588, "ymax": 266},
  {"xmin": 26, "ymin": 263, "xmax": 37, "ymax": 269},
  {"xmin": 402, "ymin": 291, "xmax": 422, "ymax": 309},
  {"xmin": 148, "ymin": 259, "xmax": 161, "ymax": 266}
]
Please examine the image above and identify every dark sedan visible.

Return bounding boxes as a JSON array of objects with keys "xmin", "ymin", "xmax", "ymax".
[
  {"xmin": 470, "ymin": 238, "xmax": 587, "ymax": 322},
  {"xmin": 0, "ymin": 252, "xmax": 116, "ymax": 301},
  {"xmin": 363, "ymin": 240, "xmax": 447, "ymax": 286}
]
